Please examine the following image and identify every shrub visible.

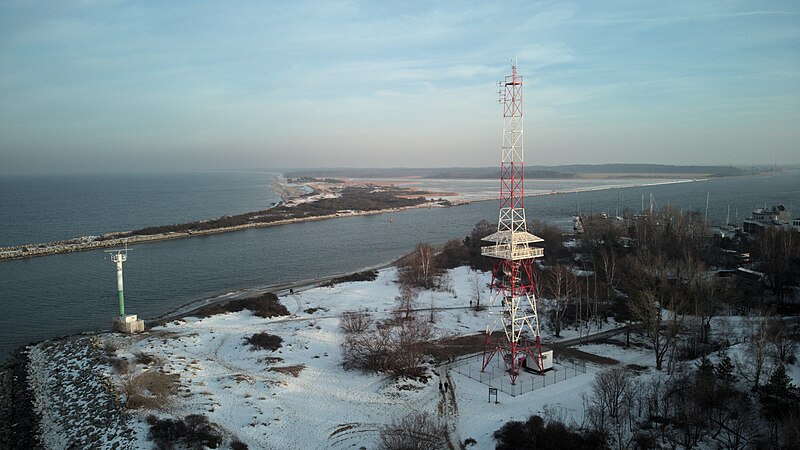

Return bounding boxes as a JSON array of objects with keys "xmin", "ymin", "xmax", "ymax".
[
  {"xmin": 244, "ymin": 332, "xmax": 283, "ymax": 351},
  {"xmin": 134, "ymin": 352, "xmax": 161, "ymax": 366},
  {"xmin": 436, "ymin": 239, "xmax": 469, "ymax": 269},
  {"xmin": 465, "ymin": 220, "xmax": 495, "ymax": 271},
  {"xmin": 379, "ymin": 412, "xmax": 446, "ymax": 450},
  {"xmin": 146, "ymin": 414, "xmax": 223, "ymax": 450},
  {"xmin": 493, "ymin": 415, "xmax": 605, "ymax": 450},
  {"xmin": 340, "ymin": 310, "xmax": 373, "ymax": 334},
  {"xmin": 342, "ymin": 317, "xmax": 433, "ymax": 377},
  {"xmin": 122, "ymin": 370, "xmax": 179, "ymax": 410},
  {"xmin": 231, "ymin": 440, "xmax": 249, "ymax": 450},
  {"xmin": 192, "ymin": 293, "xmax": 289, "ymax": 319},
  {"xmin": 320, "ymin": 270, "xmax": 378, "ymax": 287}
]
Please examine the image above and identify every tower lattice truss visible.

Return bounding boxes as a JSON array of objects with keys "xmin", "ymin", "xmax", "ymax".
[{"xmin": 481, "ymin": 64, "xmax": 545, "ymax": 384}]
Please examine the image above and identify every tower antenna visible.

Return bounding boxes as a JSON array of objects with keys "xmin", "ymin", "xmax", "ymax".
[{"xmin": 480, "ymin": 63, "xmax": 551, "ymax": 384}]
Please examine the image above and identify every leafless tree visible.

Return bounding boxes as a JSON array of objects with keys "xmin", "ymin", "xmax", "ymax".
[
  {"xmin": 734, "ymin": 314, "xmax": 771, "ymax": 391},
  {"xmin": 594, "ymin": 243, "xmax": 618, "ymax": 302},
  {"xmin": 390, "ymin": 318, "xmax": 434, "ymax": 374},
  {"xmin": 469, "ymin": 270, "xmax": 483, "ymax": 310},
  {"xmin": 341, "ymin": 315, "xmax": 433, "ymax": 377},
  {"xmin": 682, "ymin": 253, "xmax": 717, "ymax": 344},
  {"xmin": 767, "ymin": 317, "xmax": 798, "ymax": 363},
  {"xmin": 661, "ymin": 371, "xmax": 709, "ymax": 449},
  {"xmin": 339, "ymin": 309, "xmax": 373, "ymax": 334},
  {"xmin": 748, "ymin": 315, "xmax": 772, "ymax": 391},
  {"xmin": 398, "ymin": 243, "xmax": 439, "ymax": 289},
  {"xmin": 759, "ymin": 228, "xmax": 799, "ymax": 302},
  {"xmin": 545, "ymin": 265, "xmax": 577, "ymax": 338},
  {"xmin": 395, "ymin": 285, "xmax": 419, "ymax": 321},
  {"xmin": 628, "ymin": 288, "xmax": 684, "ymax": 372},
  {"xmin": 586, "ymin": 367, "xmax": 637, "ymax": 448},
  {"xmin": 626, "ymin": 253, "xmax": 686, "ymax": 372},
  {"xmin": 640, "ymin": 373, "xmax": 667, "ymax": 422},
  {"xmin": 708, "ymin": 390, "xmax": 761, "ymax": 450}
]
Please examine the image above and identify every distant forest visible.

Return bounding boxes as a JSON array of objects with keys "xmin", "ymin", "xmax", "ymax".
[{"xmin": 284, "ymin": 164, "xmax": 744, "ymax": 179}]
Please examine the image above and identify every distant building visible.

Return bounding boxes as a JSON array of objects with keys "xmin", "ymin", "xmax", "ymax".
[{"xmin": 743, "ymin": 204, "xmax": 792, "ymax": 233}]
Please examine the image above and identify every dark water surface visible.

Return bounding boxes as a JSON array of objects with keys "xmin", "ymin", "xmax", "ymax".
[
  {"xmin": 1, "ymin": 171, "xmax": 798, "ymax": 361},
  {"xmin": 0, "ymin": 171, "xmax": 280, "ymax": 247}
]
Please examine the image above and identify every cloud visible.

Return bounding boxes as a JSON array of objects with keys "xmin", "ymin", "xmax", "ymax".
[{"xmin": 1, "ymin": 0, "xmax": 800, "ymax": 173}]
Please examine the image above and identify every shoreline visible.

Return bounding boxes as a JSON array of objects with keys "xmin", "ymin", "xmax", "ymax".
[
  {"xmin": 0, "ymin": 242, "xmax": 442, "ymax": 367},
  {"xmin": 0, "ymin": 175, "xmax": 714, "ymax": 262},
  {"xmin": 150, "ymin": 240, "xmax": 455, "ymax": 325},
  {"xmin": 147, "ymin": 258, "xmax": 403, "ymax": 325},
  {"xmin": 0, "ymin": 202, "xmax": 442, "ymax": 262}
]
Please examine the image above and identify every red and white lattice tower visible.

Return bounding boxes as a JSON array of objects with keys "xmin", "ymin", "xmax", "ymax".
[{"xmin": 481, "ymin": 64, "xmax": 546, "ymax": 384}]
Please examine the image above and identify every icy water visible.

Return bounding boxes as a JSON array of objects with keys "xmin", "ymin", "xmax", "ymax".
[{"xmin": 0, "ymin": 171, "xmax": 798, "ymax": 361}]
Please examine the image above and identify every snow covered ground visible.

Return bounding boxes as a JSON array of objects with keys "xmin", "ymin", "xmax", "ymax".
[
  {"xmin": 29, "ymin": 266, "xmax": 800, "ymax": 449},
  {"xmin": 97, "ymin": 267, "xmax": 506, "ymax": 449},
  {"xmin": 93, "ymin": 265, "xmax": 615, "ymax": 449}
]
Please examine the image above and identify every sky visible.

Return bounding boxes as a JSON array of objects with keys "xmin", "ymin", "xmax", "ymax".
[{"xmin": 1, "ymin": 0, "xmax": 799, "ymax": 174}]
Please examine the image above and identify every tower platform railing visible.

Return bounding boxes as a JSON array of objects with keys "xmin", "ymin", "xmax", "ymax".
[{"xmin": 481, "ymin": 244, "xmax": 543, "ymax": 260}]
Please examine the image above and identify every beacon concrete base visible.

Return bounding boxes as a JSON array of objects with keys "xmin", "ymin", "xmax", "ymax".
[{"xmin": 112, "ymin": 314, "xmax": 145, "ymax": 334}]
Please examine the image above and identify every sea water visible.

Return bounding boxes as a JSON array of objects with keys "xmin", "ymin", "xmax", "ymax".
[
  {"xmin": 0, "ymin": 170, "xmax": 798, "ymax": 361},
  {"xmin": 0, "ymin": 171, "xmax": 281, "ymax": 247}
]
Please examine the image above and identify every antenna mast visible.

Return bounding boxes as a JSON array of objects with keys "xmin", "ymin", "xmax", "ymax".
[{"xmin": 481, "ymin": 63, "xmax": 550, "ymax": 384}]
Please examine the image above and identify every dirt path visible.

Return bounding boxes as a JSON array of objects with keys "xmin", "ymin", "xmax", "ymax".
[{"xmin": 436, "ymin": 367, "xmax": 464, "ymax": 450}]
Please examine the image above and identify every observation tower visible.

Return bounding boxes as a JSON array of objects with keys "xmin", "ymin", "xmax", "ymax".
[{"xmin": 481, "ymin": 64, "xmax": 549, "ymax": 384}]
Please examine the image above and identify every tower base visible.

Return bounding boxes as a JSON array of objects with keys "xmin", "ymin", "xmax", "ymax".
[{"xmin": 113, "ymin": 314, "xmax": 145, "ymax": 334}]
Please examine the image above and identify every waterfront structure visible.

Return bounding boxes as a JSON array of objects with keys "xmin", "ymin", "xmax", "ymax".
[
  {"xmin": 743, "ymin": 204, "xmax": 792, "ymax": 233},
  {"xmin": 481, "ymin": 65, "xmax": 549, "ymax": 385},
  {"xmin": 105, "ymin": 243, "xmax": 144, "ymax": 333}
]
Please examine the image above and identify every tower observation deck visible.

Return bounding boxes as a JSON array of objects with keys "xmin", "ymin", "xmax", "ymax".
[{"xmin": 481, "ymin": 64, "xmax": 547, "ymax": 384}]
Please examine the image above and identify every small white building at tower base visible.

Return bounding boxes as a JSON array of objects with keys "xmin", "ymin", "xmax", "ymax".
[{"xmin": 113, "ymin": 314, "xmax": 145, "ymax": 334}]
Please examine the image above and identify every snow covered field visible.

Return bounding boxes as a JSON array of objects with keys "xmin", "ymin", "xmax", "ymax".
[
  {"xmin": 103, "ymin": 267, "xmax": 512, "ymax": 449},
  {"xmin": 28, "ymin": 265, "xmax": 800, "ymax": 449}
]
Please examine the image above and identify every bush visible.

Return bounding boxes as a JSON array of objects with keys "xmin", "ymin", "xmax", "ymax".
[
  {"xmin": 320, "ymin": 270, "xmax": 378, "ymax": 287},
  {"xmin": 465, "ymin": 220, "xmax": 495, "ymax": 271},
  {"xmin": 379, "ymin": 412, "xmax": 446, "ymax": 450},
  {"xmin": 122, "ymin": 370, "xmax": 179, "ymax": 409},
  {"xmin": 342, "ymin": 317, "xmax": 433, "ymax": 376},
  {"xmin": 134, "ymin": 352, "xmax": 161, "ymax": 366},
  {"xmin": 244, "ymin": 332, "xmax": 283, "ymax": 351},
  {"xmin": 192, "ymin": 293, "xmax": 289, "ymax": 319},
  {"xmin": 530, "ymin": 220, "xmax": 569, "ymax": 262},
  {"xmin": 340, "ymin": 310, "xmax": 373, "ymax": 334},
  {"xmin": 436, "ymin": 239, "xmax": 469, "ymax": 269},
  {"xmin": 493, "ymin": 415, "xmax": 605, "ymax": 450},
  {"xmin": 231, "ymin": 440, "xmax": 249, "ymax": 450},
  {"xmin": 146, "ymin": 414, "xmax": 223, "ymax": 450}
]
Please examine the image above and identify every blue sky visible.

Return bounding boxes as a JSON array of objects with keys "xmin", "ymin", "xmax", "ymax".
[{"xmin": 1, "ymin": 1, "xmax": 798, "ymax": 173}]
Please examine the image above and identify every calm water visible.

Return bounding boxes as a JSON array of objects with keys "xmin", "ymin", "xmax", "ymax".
[
  {"xmin": 0, "ymin": 171, "xmax": 798, "ymax": 361},
  {"xmin": 0, "ymin": 172, "xmax": 281, "ymax": 247}
]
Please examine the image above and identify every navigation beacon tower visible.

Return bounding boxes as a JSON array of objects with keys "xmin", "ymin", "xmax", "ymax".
[
  {"xmin": 105, "ymin": 242, "xmax": 145, "ymax": 333},
  {"xmin": 481, "ymin": 64, "xmax": 549, "ymax": 384}
]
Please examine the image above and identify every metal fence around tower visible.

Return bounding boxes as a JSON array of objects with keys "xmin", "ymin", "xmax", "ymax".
[{"xmin": 443, "ymin": 353, "xmax": 587, "ymax": 397}]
